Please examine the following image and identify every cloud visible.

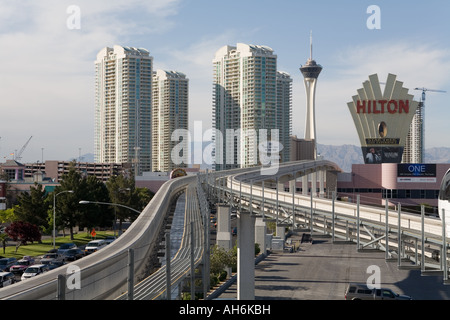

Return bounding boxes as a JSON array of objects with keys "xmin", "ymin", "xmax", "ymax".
[
  {"xmin": 157, "ymin": 30, "xmax": 253, "ymax": 132},
  {"xmin": 0, "ymin": 0, "xmax": 183, "ymax": 162}
]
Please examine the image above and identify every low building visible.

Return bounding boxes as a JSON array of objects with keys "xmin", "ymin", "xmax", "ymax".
[
  {"xmin": 0, "ymin": 160, "xmax": 59, "ymax": 206},
  {"xmin": 24, "ymin": 161, "xmax": 129, "ymax": 182},
  {"xmin": 290, "ymin": 135, "xmax": 315, "ymax": 161},
  {"xmin": 337, "ymin": 163, "xmax": 450, "ymax": 212}
]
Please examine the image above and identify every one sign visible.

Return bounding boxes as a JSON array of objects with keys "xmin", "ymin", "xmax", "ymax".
[
  {"xmin": 398, "ymin": 164, "xmax": 436, "ymax": 177},
  {"xmin": 397, "ymin": 164, "xmax": 437, "ymax": 183},
  {"xmin": 91, "ymin": 229, "xmax": 96, "ymax": 237},
  {"xmin": 397, "ymin": 163, "xmax": 436, "ymax": 183}
]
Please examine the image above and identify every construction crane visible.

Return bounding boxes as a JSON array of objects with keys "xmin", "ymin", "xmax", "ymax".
[
  {"xmin": 413, "ymin": 87, "xmax": 446, "ymax": 162},
  {"xmin": 414, "ymin": 87, "xmax": 447, "ymax": 102},
  {"xmin": 15, "ymin": 136, "xmax": 33, "ymax": 162}
]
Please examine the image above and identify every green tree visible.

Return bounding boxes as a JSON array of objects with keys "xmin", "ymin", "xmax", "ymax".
[
  {"xmin": 136, "ymin": 186, "xmax": 154, "ymax": 210},
  {"xmin": 106, "ymin": 175, "xmax": 150, "ymax": 232},
  {"xmin": 53, "ymin": 165, "xmax": 85, "ymax": 240},
  {"xmin": 78, "ymin": 175, "xmax": 114, "ymax": 231},
  {"xmin": 0, "ymin": 206, "xmax": 18, "ymax": 223},
  {"xmin": 14, "ymin": 183, "xmax": 50, "ymax": 230},
  {"xmin": 210, "ymin": 245, "xmax": 236, "ymax": 285}
]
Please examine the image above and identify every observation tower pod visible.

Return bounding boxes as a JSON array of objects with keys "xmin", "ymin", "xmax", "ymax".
[{"xmin": 300, "ymin": 32, "xmax": 322, "ymax": 159}]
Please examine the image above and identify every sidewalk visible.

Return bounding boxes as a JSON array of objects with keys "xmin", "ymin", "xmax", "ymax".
[{"xmin": 213, "ymin": 232, "xmax": 450, "ymax": 300}]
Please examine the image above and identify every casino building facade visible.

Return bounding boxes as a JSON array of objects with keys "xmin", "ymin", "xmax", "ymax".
[
  {"xmin": 336, "ymin": 74, "xmax": 448, "ymax": 212},
  {"xmin": 337, "ymin": 163, "xmax": 450, "ymax": 211}
]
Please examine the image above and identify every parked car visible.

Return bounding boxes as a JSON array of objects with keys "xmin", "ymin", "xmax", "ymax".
[
  {"xmin": 57, "ymin": 243, "xmax": 77, "ymax": 255},
  {"xmin": 9, "ymin": 256, "xmax": 35, "ymax": 275},
  {"xmin": 63, "ymin": 248, "xmax": 85, "ymax": 261},
  {"xmin": 48, "ymin": 260, "xmax": 65, "ymax": 270},
  {"xmin": 0, "ymin": 258, "xmax": 17, "ymax": 272},
  {"xmin": 104, "ymin": 236, "xmax": 116, "ymax": 245},
  {"xmin": 84, "ymin": 240, "xmax": 107, "ymax": 255},
  {"xmin": 40, "ymin": 253, "xmax": 62, "ymax": 265},
  {"xmin": 0, "ymin": 272, "xmax": 15, "ymax": 288},
  {"xmin": 345, "ymin": 283, "xmax": 412, "ymax": 300},
  {"xmin": 21, "ymin": 264, "xmax": 50, "ymax": 281}
]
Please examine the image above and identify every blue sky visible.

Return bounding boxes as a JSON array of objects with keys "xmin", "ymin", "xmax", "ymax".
[{"xmin": 0, "ymin": 0, "xmax": 449, "ymax": 163}]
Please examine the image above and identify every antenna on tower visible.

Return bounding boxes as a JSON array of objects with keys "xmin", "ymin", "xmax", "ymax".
[{"xmin": 310, "ymin": 30, "xmax": 313, "ymax": 60}]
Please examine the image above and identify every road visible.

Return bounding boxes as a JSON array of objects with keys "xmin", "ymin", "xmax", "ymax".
[{"xmin": 217, "ymin": 231, "xmax": 450, "ymax": 300}]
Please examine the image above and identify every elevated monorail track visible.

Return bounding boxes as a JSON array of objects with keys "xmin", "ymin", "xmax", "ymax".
[{"xmin": 116, "ymin": 182, "xmax": 206, "ymax": 300}]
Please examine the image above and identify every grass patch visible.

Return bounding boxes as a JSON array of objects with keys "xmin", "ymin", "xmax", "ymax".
[{"xmin": 1, "ymin": 231, "xmax": 114, "ymax": 259}]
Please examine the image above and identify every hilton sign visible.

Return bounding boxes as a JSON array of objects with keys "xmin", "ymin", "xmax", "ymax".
[
  {"xmin": 347, "ymin": 73, "xmax": 419, "ymax": 164},
  {"xmin": 356, "ymin": 99, "xmax": 410, "ymax": 114}
]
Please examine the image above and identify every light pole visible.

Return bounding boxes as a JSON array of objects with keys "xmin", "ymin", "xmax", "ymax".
[
  {"xmin": 79, "ymin": 200, "xmax": 141, "ymax": 236},
  {"xmin": 113, "ymin": 188, "xmax": 131, "ymax": 237},
  {"xmin": 53, "ymin": 190, "xmax": 74, "ymax": 249}
]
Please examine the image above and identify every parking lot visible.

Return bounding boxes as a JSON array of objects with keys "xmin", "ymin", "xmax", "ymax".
[{"xmin": 0, "ymin": 237, "xmax": 116, "ymax": 285}]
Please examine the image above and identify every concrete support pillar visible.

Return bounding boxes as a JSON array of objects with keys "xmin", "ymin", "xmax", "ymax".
[
  {"xmin": 237, "ymin": 212, "xmax": 256, "ymax": 300},
  {"xmin": 255, "ymin": 217, "xmax": 267, "ymax": 256},
  {"xmin": 276, "ymin": 225, "xmax": 285, "ymax": 240},
  {"xmin": 216, "ymin": 204, "xmax": 231, "ymax": 250},
  {"xmin": 289, "ymin": 179, "xmax": 296, "ymax": 193},
  {"xmin": 319, "ymin": 170, "xmax": 325, "ymax": 198},
  {"xmin": 311, "ymin": 172, "xmax": 317, "ymax": 197},
  {"xmin": 302, "ymin": 175, "xmax": 308, "ymax": 195},
  {"xmin": 278, "ymin": 182, "xmax": 285, "ymax": 193}
]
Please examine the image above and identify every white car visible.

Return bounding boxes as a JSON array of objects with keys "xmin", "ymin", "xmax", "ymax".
[
  {"xmin": 0, "ymin": 272, "xmax": 15, "ymax": 288},
  {"xmin": 21, "ymin": 264, "xmax": 49, "ymax": 281},
  {"xmin": 84, "ymin": 240, "xmax": 107, "ymax": 255}
]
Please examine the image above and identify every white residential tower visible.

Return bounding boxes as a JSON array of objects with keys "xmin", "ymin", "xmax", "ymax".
[{"xmin": 94, "ymin": 45, "xmax": 153, "ymax": 174}]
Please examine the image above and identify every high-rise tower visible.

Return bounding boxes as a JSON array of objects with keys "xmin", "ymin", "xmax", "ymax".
[
  {"xmin": 300, "ymin": 32, "xmax": 322, "ymax": 159},
  {"xmin": 152, "ymin": 70, "xmax": 189, "ymax": 172},
  {"xmin": 212, "ymin": 43, "xmax": 278, "ymax": 170},
  {"xmin": 95, "ymin": 45, "xmax": 153, "ymax": 175},
  {"xmin": 276, "ymin": 71, "xmax": 292, "ymax": 163}
]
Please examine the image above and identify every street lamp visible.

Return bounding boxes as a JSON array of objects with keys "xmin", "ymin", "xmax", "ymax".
[
  {"xmin": 113, "ymin": 188, "xmax": 131, "ymax": 237},
  {"xmin": 53, "ymin": 190, "xmax": 74, "ymax": 249},
  {"xmin": 79, "ymin": 200, "xmax": 141, "ymax": 236},
  {"xmin": 79, "ymin": 200, "xmax": 141, "ymax": 214}
]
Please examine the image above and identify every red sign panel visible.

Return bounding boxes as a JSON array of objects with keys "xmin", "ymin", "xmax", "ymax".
[
  {"xmin": 356, "ymin": 100, "xmax": 410, "ymax": 114},
  {"xmin": 0, "ymin": 182, "xmax": 6, "ymax": 198}
]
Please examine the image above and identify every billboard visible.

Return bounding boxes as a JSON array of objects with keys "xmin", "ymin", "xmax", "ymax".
[
  {"xmin": 363, "ymin": 146, "xmax": 403, "ymax": 164},
  {"xmin": 397, "ymin": 164, "xmax": 437, "ymax": 183},
  {"xmin": 347, "ymin": 74, "xmax": 420, "ymax": 164}
]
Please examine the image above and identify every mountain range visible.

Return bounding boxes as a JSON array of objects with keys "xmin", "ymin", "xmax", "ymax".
[
  {"xmin": 74, "ymin": 145, "xmax": 450, "ymax": 173},
  {"xmin": 318, "ymin": 144, "xmax": 450, "ymax": 172}
]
